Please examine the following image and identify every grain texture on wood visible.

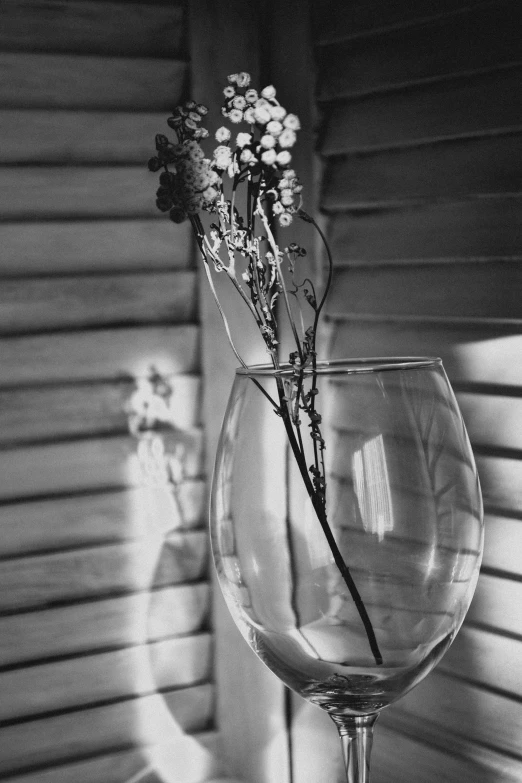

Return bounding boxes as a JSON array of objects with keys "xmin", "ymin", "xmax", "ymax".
[
  {"xmin": 0, "ymin": 582, "xmax": 210, "ymax": 667},
  {"xmin": 0, "ymin": 634, "xmax": 211, "ymax": 722},
  {"xmin": 0, "ymin": 429, "xmax": 204, "ymax": 500},
  {"xmin": 0, "ymin": 325, "xmax": 199, "ymax": 385},
  {"xmin": 327, "ymin": 197, "xmax": 522, "ymax": 263},
  {"xmin": 328, "ymin": 261, "xmax": 522, "ymax": 320},
  {"xmin": 328, "ymin": 319, "xmax": 522, "ymax": 386},
  {"xmin": 0, "ymin": 0, "xmax": 185, "ymax": 58},
  {"xmin": 0, "ymin": 271, "xmax": 196, "ymax": 334},
  {"xmin": 0, "ymin": 375, "xmax": 201, "ymax": 445},
  {"xmin": 0, "ymin": 166, "xmax": 159, "ymax": 219},
  {"xmin": 0, "ymin": 53, "xmax": 187, "ymax": 110},
  {"xmin": 322, "ymin": 67, "xmax": 522, "ymax": 154},
  {"xmin": 322, "ymin": 133, "xmax": 522, "ymax": 211},
  {"xmin": 0, "ymin": 731, "xmax": 226, "ymax": 783},
  {"xmin": 317, "ymin": 2, "xmax": 521, "ymax": 99},
  {"xmin": 0, "ymin": 482, "xmax": 205, "ymax": 556},
  {"xmin": 0, "ymin": 684, "xmax": 214, "ymax": 775},
  {"xmin": 0, "ymin": 109, "xmax": 173, "ymax": 164},
  {"xmin": 0, "ymin": 219, "xmax": 191, "ymax": 276},
  {"xmin": 0, "ymin": 531, "xmax": 208, "ymax": 611}
]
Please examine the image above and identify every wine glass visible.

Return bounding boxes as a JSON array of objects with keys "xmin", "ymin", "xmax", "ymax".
[{"xmin": 210, "ymin": 358, "xmax": 484, "ymax": 782}]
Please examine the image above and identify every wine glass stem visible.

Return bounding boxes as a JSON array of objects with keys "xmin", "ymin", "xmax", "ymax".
[{"xmin": 331, "ymin": 714, "xmax": 378, "ymax": 783}]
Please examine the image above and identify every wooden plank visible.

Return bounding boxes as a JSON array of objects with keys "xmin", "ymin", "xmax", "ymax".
[
  {"xmin": 438, "ymin": 626, "xmax": 522, "ymax": 697},
  {"xmin": 327, "ymin": 197, "xmax": 522, "ymax": 263},
  {"xmin": 315, "ymin": 0, "xmax": 489, "ymax": 44},
  {"xmin": 317, "ymin": 2, "xmax": 521, "ymax": 100},
  {"xmin": 394, "ymin": 670, "xmax": 522, "ymax": 759},
  {"xmin": 0, "ymin": 219, "xmax": 191, "ymax": 276},
  {"xmin": 0, "ymin": 166, "xmax": 160, "ymax": 219},
  {"xmin": 0, "ymin": 53, "xmax": 187, "ymax": 110},
  {"xmin": 0, "ymin": 684, "xmax": 213, "ymax": 775},
  {"xmin": 0, "ymin": 109, "xmax": 176, "ymax": 164},
  {"xmin": 322, "ymin": 67, "xmax": 522, "ymax": 154},
  {"xmin": 373, "ymin": 719, "xmax": 522, "ymax": 783},
  {"xmin": 0, "ymin": 634, "xmax": 211, "ymax": 722},
  {"xmin": 0, "ymin": 271, "xmax": 196, "ymax": 334},
  {"xmin": 482, "ymin": 514, "xmax": 522, "ymax": 576},
  {"xmin": 0, "ymin": 483, "xmax": 205, "ymax": 557},
  {"xmin": 0, "ymin": 0, "xmax": 185, "ymax": 58},
  {"xmin": 322, "ymin": 133, "xmax": 522, "ymax": 211},
  {"xmin": 0, "ymin": 582, "xmax": 210, "ymax": 667},
  {"xmin": 476, "ymin": 455, "xmax": 522, "ymax": 512},
  {"xmin": 1, "ymin": 731, "xmax": 227, "ymax": 783},
  {"xmin": 0, "ymin": 376, "xmax": 201, "ymax": 445},
  {"xmin": 0, "ymin": 530, "xmax": 207, "ymax": 612},
  {"xmin": 470, "ymin": 573, "xmax": 522, "ymax": 636},
  {"xmin": 0, "ymin": 429, "xmax": 204, "ymax": 501},
  {"xmin": 0, "ymin": 325, "xmax": 199, "ymax": 385},
  {"xmin": 328, "ymin": 261, "xmax": 522, "ymax": 320},
  {"xmin": 328, "ymin": 318, "xmax": 522, "ymax": 386},
  {"xmin": 457, "ymin": 393, "xmax": 522, "ymax": 451}
]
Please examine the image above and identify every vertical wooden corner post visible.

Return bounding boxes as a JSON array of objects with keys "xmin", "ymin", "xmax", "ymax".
[{"xmin": 189, "ymin": 2, "xmax": 330, "ymax": 781}]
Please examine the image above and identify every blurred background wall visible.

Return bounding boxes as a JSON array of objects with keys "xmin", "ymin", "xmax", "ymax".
[{"xmin": 0, "ymin": 1, "xmax": 520, "ymax": 782}]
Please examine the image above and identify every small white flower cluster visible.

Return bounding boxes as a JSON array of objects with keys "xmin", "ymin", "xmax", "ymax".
[{"xmin": 268, "ymin": 169, "xmax": 303, "ymax": 226}]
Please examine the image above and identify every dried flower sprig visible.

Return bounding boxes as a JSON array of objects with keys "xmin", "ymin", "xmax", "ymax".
[{"xmin": 149, "ymin": 72, "xmax": 382, "ymax": 666}]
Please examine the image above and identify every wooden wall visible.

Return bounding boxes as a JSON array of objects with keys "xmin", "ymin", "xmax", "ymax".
[
  {"xmin": 0, "ymin": 2, "xmax": 231, "ymax": 781},
  {"xmin": 314, "ymin": 1, "xmax": 522, "ymax": 781}
]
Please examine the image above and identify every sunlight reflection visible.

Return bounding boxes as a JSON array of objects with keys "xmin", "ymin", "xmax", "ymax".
[{"xmin": 352, "ymin": 434, "xmax": 394, "ymax": 540}]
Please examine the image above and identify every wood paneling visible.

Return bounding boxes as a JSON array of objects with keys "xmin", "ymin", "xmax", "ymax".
[
  {"xmin": 0, "ymin": 684, "xmax": 214, "ymax": 775},
  {"xmin": 329, "ymin": 262, "xmax": 522, "ymax": 319},
  {"xmin": 482, "ymin": 515, "xmax": 522, "ymax": 576},
  {"xmin": 0, "ymin": 52, "xmax": 186, "ymax": 110},
  {"xmin": 0, "ymin": 166, "xmax": 160, "ymax": 219},
  {"xmin": 322, "ymin": 133, "xmax": 522, "ymax": 211},
  {"xmin": 0, "ymin": 110, "xmax": 172, "ymax": 164},
  {"xmin": 328, "ymin": 197, "xmax": 522, "ymax": 263},
  {"xmin": 317, "ymin": 1, "xmax": 521, "ymax": 100},
  {"xmin": 322, "ymin": 67, "xmax": 522, "ymax": 154},
  {"xmin": 0, "ymin": 219, "xmax": 192, "ymax": 276},
  {"xmin": 0, "ymin": 325, "xmax": 199, "ymax": 384},
  {"xmin": 468, "ymin": 573, "xmax": 522, "ymax": 636},
  {"xmin": 0, "ymin": 583, "xmax": 210, "ymax": 666},
  {"xmin": 0, "ymin": 0, "xmax": 185, "ymax": 58}
]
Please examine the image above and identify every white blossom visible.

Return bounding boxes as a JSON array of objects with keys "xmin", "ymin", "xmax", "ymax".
[
  {"xmin": 236, "ymin": 132, "xmax": 252, "ymax": 148},
  {"xmin": 261, "ymin": 85, "xmax": 277, "ymax": 100},
  {"xmin": 266, "ymin": 120, "xmax": 283, "ymax": 136},
  {"xmin": 283, "ymin": 113, "xmax": 301, "ymax": 130},
  {"xmin": 278, "ymin": 129, "xmax": 296, "ymax": 148},
  {"xmin": 276, "ymin": 150, "xmax": 291, "ymax": 166},
  {"xmin": 260, "ymin": 134, "xmax": 276, "ymax": 149},
  {"xmin": 261, "ymin": 148, "xmax": 277, "ymax": 165},
  {"xmin": 215, "ymin": 126, "xmax": 231, "ymax": 143}
]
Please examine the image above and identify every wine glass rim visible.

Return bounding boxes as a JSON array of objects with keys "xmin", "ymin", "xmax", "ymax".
[{"xmin": 236, "ymin": 356, "xmax": 443, "ymax": 377}]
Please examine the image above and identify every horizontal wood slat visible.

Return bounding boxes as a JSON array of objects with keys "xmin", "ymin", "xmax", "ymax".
[
  {"xmin": 0, "ymin": 376, "xmax": 201, "ymax": 445},
  {"xmin": 317, "ymin": 2, "xmax": 521, "ymax": 100},
  {"xmin": 0, "ymin": 271, "xmax": 196, "ymax": 334},
  {"xmin": 0, "ymin": 325, "xmax": 199, "ymax": 384},
  {"xmin": 457, "ymin": 393, "xmax": 522, "ymax": 451},
  {"xmin": 0, "ymin": 731, "xmax": 226, "ymax": 783},
  {"xmin": 468, "ymin": 573, "xmax": 522, "ymax": 636},
  {"xmin": 0, "ymin": 166, "xmax": 160, "ymax": 219},
  {"xmin": 0, "ymin": 219, "xmax": 191, "ymax": 276},
  {"xmin": 0, "ymin": 582, "xmax": 210, "ymax": 667},
  {"xmin": 322, "ymin": 66, "xmax": 522, "ymax": 154},
  {"xmin": 395, "ymin": 670, "xmax": 522, "ymax": 759},
  {"xmin": 439, "ymin": 626, "xmax": 521, "ymax": 697},
  {"xmin": 0, "ymin": 429, "xmax": 204, "ymax": 500},
  {"xmin": 482, "ymin": 515, "xmax": 522, "ymax": 576},
  {"xmin": 0, "ymin": 531, "xmax": 207, "ymax": 612},
  {"xmin": 374, "ymin": 718, "xmax": 522, "ymax": 783},
  {"xmin": 0, "ymin": 633, "xmax": 211, "ymax": 722},
  {"xmin": 0, "ymin": 483, "xmax": 205, "ymax": 557},
  {"xmin": 0, "ymin": 110, "xmax": 171, "ymax": 164},
  {"xmin": 0, "ymin": 684, "xmax": 213, "ymax": 776},
  {"xmin": 476, "ymin": 455, "xmax": 522, "ymax": 513},
  {"xmin": 328, "ymin": 261, "xmax": 522, "ymax": 320},
  {"xmin": 328, "ymin": 318, "xmax": 522, "ymax": 386},
  {"xmin": 315, "ymin": 0, "xmax": 490, "ymax": 44},
  {"xmin": 0, "ymin": 53, "xmax": 187, "ymax": 110},
  {"xmin": 0, "ymin": 0, "xmax": 185, "ymax": 58},
  {"xmin": 327, "ymin": 197, "xmax": 522, "ymax": 263},
  {"xmin": 322, "ymin": 133, "xmax": 522, "ymax": 211}
]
